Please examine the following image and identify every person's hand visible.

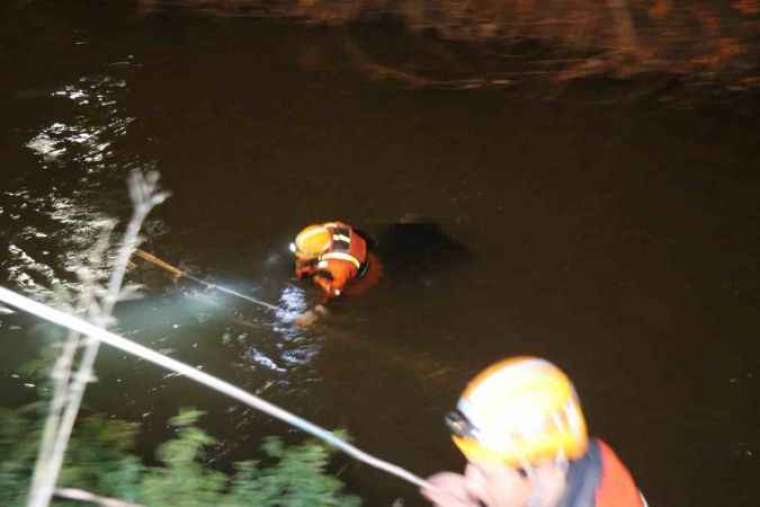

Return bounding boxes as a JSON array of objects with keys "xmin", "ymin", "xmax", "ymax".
[
  {"xmin": 294, "ymin": 305, "xmax": 329, "ymax": 328},
  {"xmin": 421, "ymin": 472, "xmax": 481, "ymax": 507},
  {"xmin": 313, "ymin": 275, "xmax": 335, "ymax": 297},
  {"xmin": 295, "ymin": 310, "xmax": 318, "ymax": 327}
]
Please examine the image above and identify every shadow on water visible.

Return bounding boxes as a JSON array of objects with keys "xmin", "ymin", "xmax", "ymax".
[
  {"xmin": 1, "ymin": 2, "xmax": 759, "ymax": 507},
  {"xmin": 370, "ymin": 220, "xmax": 470, "ymax": 280}
]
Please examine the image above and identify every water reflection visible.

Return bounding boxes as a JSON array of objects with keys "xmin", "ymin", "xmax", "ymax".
[
  {"xmin": 247, "ymin": 348, "xmax": 286, "ymax": 372},
  {"xmin": 6, "ymin": 244, "xmax": 57, "ymax": 291},
  {"xmin": 4, "ymin": 69, "xmax": 149, "ymax": 297},
  {"xmin": 114, "ymin": 274, "xmax": 323, "ymax": 388},
  {"xmin": 274, "ymin": 284, "xmax": 308, "ymax": 327},
  {"xmin": 26, "ymin": 77, "xmax": 131, "ymax": 166}
]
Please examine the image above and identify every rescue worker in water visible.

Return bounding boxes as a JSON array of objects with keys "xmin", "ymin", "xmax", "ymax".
[
  {"xmin": 421, "ymin": 357, "xmax": 647, "ymax": 507},
  {"xmin": 290, "ymin": 221, "xmax": 371, "ymax": 299}
]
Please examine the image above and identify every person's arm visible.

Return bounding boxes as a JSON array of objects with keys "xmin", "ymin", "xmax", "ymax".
[
  {"xmin": 295, "ymin": 258, "xmax": 318, "ymax": 279},
  {"xmin": 312, "ymin": 273, "xmax": 337, "ymax": 297},
  {"xmin": 314, "ymin": 260, "xmax": 352, "ymax": 298}
]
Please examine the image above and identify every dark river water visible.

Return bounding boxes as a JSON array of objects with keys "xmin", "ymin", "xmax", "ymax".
[{"xmin": 1, "ymin": 2, "xmax": 759, "ymax": 506}]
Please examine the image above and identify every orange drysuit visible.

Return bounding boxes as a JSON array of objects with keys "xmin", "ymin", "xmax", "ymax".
[{"xmin": 294, "ymin": 222, "xmax": 370, "ymax": 298}]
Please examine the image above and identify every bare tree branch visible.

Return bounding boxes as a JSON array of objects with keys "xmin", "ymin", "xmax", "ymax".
[{"xmin": 26, "ymin": 170, "xmax": 167, "ymax": 507}]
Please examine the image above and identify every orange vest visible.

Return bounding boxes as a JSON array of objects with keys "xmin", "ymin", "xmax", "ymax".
[
  {"xmin": 311, "ymin": 223, "xmax": 368, "ymax": 297},
  {"xmin": 595, "ymin": 440, "xmax": 646, "ymax": 507},
  {"xmin": 561, "ymin": 439, "xmax": 645, "ymax": 507}
]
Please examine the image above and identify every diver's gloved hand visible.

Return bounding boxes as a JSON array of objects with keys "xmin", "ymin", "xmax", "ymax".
[
  {"xmin": 294, "ymin": 304, "xmax": 329, "ymax": 328},
  {"xmin": 313, "ymin": 275, "xmax": 335, "ymax": 297}
]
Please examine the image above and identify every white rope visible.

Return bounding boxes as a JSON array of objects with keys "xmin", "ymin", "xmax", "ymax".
[
  {"xmin": 200, "ymin": 282, "xmax": 281, "ymax": 312},
  {"xmin": 0, "ymin": 286, "xmax": 430, "ymax": 490},
  {"xmin": 55, "ymin": 488, "xmax": 142, "ymax": 507}
]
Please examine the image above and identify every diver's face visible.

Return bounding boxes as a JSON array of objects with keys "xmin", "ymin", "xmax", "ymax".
[{"xmin": 463, "ymin": 460, "xmax": 566, "ymax": 507}]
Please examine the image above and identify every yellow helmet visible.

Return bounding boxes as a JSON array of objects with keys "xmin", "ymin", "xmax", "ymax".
[
  {"xmin": 447, "ymin": 357, "xmax": 588, "ymax": 467},
  {"xmin": 290, "ymin": 224, "xmax": 332, "ymax": 260}
]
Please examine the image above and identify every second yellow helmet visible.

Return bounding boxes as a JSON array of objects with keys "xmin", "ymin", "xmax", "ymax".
[{"xmin": 448, "ymin": 357, "xmax": 588, "ymax": 467}]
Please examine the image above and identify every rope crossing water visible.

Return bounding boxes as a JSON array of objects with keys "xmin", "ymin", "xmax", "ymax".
[
  {"xmin": 133, "ymin": 250, "xmax": 280, "ymax": 312},
  {"xmin": 0, "ymin": 286, "xmax": 431, "ymax": 490}
]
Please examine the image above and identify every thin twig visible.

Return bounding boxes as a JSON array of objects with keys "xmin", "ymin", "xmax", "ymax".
[
  {"xmin": 26, "ymin": 171, "xmax": 168, "ymax": 507},
  {"xmin": 27, "ymin": 223, "xmax": 114, "ymax": 507}
]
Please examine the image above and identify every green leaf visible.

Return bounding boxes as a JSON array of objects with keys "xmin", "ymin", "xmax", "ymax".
[
  {"xmin": 0, "ymin": 406, "xmax": 361, "ymax": 507},
  {"xmin": 169, "ymin": 408, "xmax": 207, "ymax": 427}
]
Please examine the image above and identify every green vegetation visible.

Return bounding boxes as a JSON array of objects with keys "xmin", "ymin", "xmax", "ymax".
[{"xmin": 0, "ymin": 407, "xmax": 360, "ymax": 507}]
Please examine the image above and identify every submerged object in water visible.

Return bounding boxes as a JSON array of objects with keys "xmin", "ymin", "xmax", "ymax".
[{"xmin": 371, "ymin": 220, "xmax": 470, "ymax": 279}]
